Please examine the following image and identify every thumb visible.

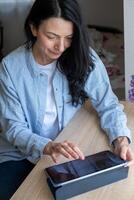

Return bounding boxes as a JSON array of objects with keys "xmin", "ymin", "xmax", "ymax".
[{"xmin": 120, "ymin": 145, "xmax": 127, "ymax": 161}]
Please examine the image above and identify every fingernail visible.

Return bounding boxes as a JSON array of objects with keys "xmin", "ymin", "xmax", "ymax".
[{"xmin": 81, "ymin": 156, "xmax": 85, "ymax": 160}]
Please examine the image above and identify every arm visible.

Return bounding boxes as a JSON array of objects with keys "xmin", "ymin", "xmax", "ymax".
[
  {"xmin": 0, "ymin": 61, "xmax": 84, "ymax": 164},
  {"xmin": 0, "ymin": 62, "xmax": 51, "ymax": 164},
  {"xmin": 85, "ymin": 50, "xmax": 134, "ymax": 165}
]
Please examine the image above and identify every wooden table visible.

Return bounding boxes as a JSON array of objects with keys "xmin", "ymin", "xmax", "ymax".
[{"xmin": 11, "ymin": 101, "xmax": 134, "ymax": 200}]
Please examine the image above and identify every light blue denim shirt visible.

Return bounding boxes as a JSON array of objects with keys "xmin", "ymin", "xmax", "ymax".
[{"xmin": 0, "ymin": 46, "xmax": 131, "ymax": 164}]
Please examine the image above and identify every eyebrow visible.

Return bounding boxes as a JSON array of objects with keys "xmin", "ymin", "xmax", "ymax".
[{"xmin": 46, "ymin": 32, "xmax": 73, "ymax": 37}]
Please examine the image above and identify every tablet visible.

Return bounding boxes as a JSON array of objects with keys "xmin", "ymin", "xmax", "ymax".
[{"xmin": 45, "ymin": 150, "xmax": 127, "ymax": 187}]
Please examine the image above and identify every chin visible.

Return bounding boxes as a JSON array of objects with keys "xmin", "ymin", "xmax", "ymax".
[{"xmin": 51, "ymin": 54, "xmax": 61, "ymax": 59}]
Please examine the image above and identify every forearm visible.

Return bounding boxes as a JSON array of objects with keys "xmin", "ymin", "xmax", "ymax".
[
  {"xmin": 99, "ymin": 102, "xmax": 131, "ymax": 144},
  {"xmin": 1, "ymin": 119, "xmax": 51, "ymax": 163},
  {"xmin": 112, "ymin": 136, "xmax": 130, "ymax": 148}
]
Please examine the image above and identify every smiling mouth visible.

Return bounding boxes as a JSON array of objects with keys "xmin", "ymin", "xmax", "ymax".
[{"xmin": 51, "ymin": 51, "xmax": 61, "ymax": 56}]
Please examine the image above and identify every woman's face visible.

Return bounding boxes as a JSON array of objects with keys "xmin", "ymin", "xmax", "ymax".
[{"xmin": 31, "ymin": 17, "xmax": 74, "ymax": 65}]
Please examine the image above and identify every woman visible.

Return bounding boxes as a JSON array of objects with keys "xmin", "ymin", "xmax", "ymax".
[{"xmin": 0, "ymin": 0, "xmax": 134, "ymax": 199}]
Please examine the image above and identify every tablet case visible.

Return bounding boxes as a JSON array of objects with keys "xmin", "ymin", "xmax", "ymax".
[{"xmin": 47, "ymin": 165, "xmax": 128, "ymax": 200}]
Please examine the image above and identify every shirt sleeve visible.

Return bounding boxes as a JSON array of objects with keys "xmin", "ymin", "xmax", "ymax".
[
  {"xmin": 0, "ymin": 61, "xmax": 51, "ymax": 163},
  {"xmin": 85, "ymin": 49, "xmax": 131, "ymax": 144}
]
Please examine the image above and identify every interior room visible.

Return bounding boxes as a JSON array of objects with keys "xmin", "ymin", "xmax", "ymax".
[{"xmin": 0, "ymin": 1, "xmax": 134, "ymax": 200}]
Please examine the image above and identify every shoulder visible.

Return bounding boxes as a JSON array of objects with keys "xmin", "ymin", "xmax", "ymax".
[
  {"xmin": 2, "ymin": 45, "xmax": 28, "ymax": 65},
  {"xmin": 90, "ymin": 48, "xmax": 103, "ymax": 67},
  {"xmin": 0, "ymin": 45, "xmax": 30, "ymax": 76},
  {"xmin": 85, "ymin": 48, "xmax": 110, "ymax": 90},
  {"xmin": 89, "ymin": 48, "xmax": 109, "ymax": 80},
  {"xmin": 0, "ymin": 45, "xmax": 31, "ymax": 84}
]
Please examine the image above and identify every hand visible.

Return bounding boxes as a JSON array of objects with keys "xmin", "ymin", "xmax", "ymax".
[
  {"xmin": 113, "ymin": 136, "xmax": 134, "ymax": 166},
  {"xmin": 43, "ymin": 140, "xmax": 85, "ymax": 163}
]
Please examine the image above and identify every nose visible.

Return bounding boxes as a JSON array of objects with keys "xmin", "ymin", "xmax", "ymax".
[{"xmin": 55, "ymin": 39, "xmax": 65, "ymax": 53}]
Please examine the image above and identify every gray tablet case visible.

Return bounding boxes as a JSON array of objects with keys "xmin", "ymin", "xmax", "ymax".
[{"xmin": 47, "ymin": 164, "xmax": 128, "ymax": 200}]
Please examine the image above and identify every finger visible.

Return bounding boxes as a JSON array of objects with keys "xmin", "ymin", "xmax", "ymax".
[
  {"xmin": 58, "ymin": 146, "xmax": 73, "ymax": 159},
  {"xmin": 72, "ymin": 146, "xmax": 85, "ymax": 160},
  {"xmin": 61, "ymin": 143, "xmax": 80, "ymax": 159},
  {"xmin": 126, "ymin": 160, "xmax": 134, "ymax": 167},
  {"xmin": 51, "ymin": 153, "xmax": 60, "ymax": 163},
  {"xmin": 120, "ymin": 145, "xmax": 128, "ymax": 160},
  {"xmin": 51, "ymin": 154, "xmax": 58, "ymax": 163},
  {"xmin": 65, "ymin": 141, "xmax": 85, "ymax": 160},
  {"xmin": 126, "ymin": 148, "xmax": 134, "ymax": 161},
  {"xmin": 125, "ymin": 148, "xmax": 134, "ymax": 166},
  {"xmin": 51, "ymin": 142, "xmax": 72, "ymax": 160}
]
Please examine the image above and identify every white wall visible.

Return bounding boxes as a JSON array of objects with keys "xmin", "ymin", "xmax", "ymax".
[{"xmin": 124, "ymin": 0, "xmax": 134, "ymax": 99}]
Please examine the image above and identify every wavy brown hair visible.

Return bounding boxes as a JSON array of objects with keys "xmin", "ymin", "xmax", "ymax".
[{"xmin": 24, "ymin": 0, "xmax": 94, "ymax": 106}]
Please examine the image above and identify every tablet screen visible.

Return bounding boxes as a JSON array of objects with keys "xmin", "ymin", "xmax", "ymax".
[{"xmin": 45, "ymin": 151, "xmax": 126, "ymax": 186}]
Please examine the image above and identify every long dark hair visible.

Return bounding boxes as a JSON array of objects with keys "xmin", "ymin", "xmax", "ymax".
[{"xmin": 24, "ymin": 0, "xmax": 94, "ymax": 106}]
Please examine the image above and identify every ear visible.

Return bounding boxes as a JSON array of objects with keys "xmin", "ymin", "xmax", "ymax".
[{"xmin": 30, "ymin": 24, "xmax": 37, "ymax": 37}]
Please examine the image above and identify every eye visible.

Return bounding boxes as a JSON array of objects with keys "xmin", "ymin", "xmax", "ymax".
[
  {"xmin": 67, "ymin": 37, "xmax": 73, "ymax": 41},
  {"xmin": 46, "ymin": 35, "xmax": 56, "ymax": 40}
]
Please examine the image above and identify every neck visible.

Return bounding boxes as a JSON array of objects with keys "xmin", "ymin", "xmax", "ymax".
[{"xmin": 32, "ymin": 44, "xmax": 52, "ymax": 65}]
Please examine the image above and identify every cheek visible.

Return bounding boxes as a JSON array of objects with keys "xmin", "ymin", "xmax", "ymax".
[
  {"xmin": 42, "ymin": 41, "xmax": 52, "ymax": 50},
  {"xmin": 65, "ymin": 41, "xmax": 72, "ymax": 49},
  {"xmin": 66, "ymin": 43, "xmax": 71, "ymax": 49},
  {"xmin": 37, "ymin": 36, "xmax": 52, "ymax": 50}
]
